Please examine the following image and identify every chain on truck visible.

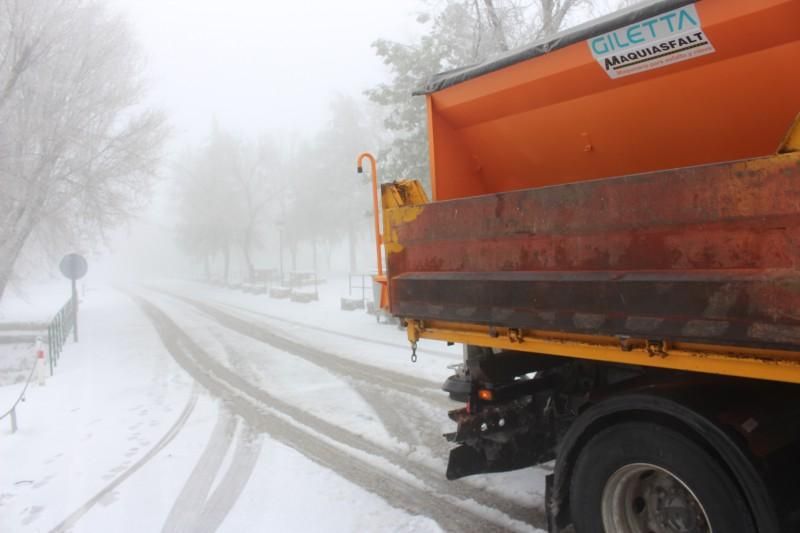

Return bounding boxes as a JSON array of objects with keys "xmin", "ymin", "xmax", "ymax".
[{"xmin": 358, "ymin": 1, "xmax": 800, "ymax": 531}]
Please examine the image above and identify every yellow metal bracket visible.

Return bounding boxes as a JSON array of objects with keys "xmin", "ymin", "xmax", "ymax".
[
  {"xmin": 406, "ymin": 319, "xmax": 424, "ymax": 363},
  {"xmin": 779, "ymin": 113, "xmax": 800, "ymax": 153},
  {"xmin": 411, "ymin": 319, "xmax": 800, "ymax": 385},
  {"xmin": 646, "ymin": 339, "xmax": 670, "ymax": 358},
  {"xmin": 381, "ymin": 180, "xmax": 429, "ymax": 255},
  {"xmin": 406, "ymin": 319, "xmax": 423, "ymax": 344},
  {"xmin": 382, "ymin": 180, "xmax": 429, "ymax": 210},
  {"xmin": 508, "ymin": 328, "xmax": 524, "ymax": 344}
]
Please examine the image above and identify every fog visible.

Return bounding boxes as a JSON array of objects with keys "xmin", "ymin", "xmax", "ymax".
[
  {"xmin": 80, "ymin": 0, "xmax": 413, "ymax": 283},
  {"xmin": 0, "ymin": 2, "xmax": 650, "ymax": 531},
  {"xmin": 0, "ymin": 0, "xmax": 624, "ymax": 297},
  {"xmin": 3, "ymin": 4, "xmax": 792, "ymax": 532},
  {"xmin": 117, "ymin": 0, "xmax": 424, "ymax": 138}
]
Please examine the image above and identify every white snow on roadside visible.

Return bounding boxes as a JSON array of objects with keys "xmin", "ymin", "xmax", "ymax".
[
  {"xmin": 0, "ymin": 343, "xmax": 37, "ymax": 387},
  {"xmin": 0, "ymin": 287, "xmax": 442, "ymax": 532},
  {"xmin": 0, "ymin": 280, "xmax": 74, "ymax": 323},
  {"xmin": 0, "ymin": 289, "xmax": 197, "ymax": 532}
]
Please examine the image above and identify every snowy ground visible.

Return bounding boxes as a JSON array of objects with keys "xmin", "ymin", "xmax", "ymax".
[
  {"xmin": 0, "ymin": 280, "xmax": 74, "ymax": 323},
  {"xmin": 0, "ymin": 279, "xmax": 547, "ymax": 532},
  {"xmin": 0, "ymin": 280, "xmax": 77, "ymax": 387}
]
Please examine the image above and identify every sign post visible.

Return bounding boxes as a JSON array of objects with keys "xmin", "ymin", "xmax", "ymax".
[{"xmin": 59, "ymin": 253, "xmax": 88, "ymax": 342}]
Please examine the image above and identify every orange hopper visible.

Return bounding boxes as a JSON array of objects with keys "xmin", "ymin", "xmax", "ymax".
[{"xmin": 419, "ymin": 0, "xmax": 800, "ymax": 200}]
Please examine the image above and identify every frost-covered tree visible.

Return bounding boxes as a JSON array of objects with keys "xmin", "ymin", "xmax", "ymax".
[
  {"xmin": 177, "ymin": 95, "xmax": 380, "ymax": 281},
  {"xmin": 174, "ymin": 125, "xmax": 280, "ymax": 282},
  {"xmin": 286, "ymin": 95, "xmax": 378, "ymax": 273},
  {"xmin": 367, "ymin": 0, "xmax": 591, "ymax": 188},
  {"xmin": 0, "ymin": 0, "xmax": 166, "ymax": 300},
  {"xmin": 173, "ymin": 126, "xmax": 240, "ymax": 282},
  {"xmin": 237, "ymin": 136, "xmax": 281, "ymax": 281}
]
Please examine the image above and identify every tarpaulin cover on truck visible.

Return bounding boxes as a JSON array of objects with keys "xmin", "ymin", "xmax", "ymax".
[{"xmin": 415, "ymin": 0, "xmax": 695, "ymax": 95}]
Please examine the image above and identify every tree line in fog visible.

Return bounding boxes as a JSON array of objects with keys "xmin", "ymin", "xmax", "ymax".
[
  {"xmin": 0, "ymin": 0, "xmax": 627, "ymax": 298},
  {"xmin": 173, "ymin": 96, "xmax": 379, "ymax": 282},
  {"xmin": 174, "ymin": 0, "xmax": 603, "ymax": 282}
]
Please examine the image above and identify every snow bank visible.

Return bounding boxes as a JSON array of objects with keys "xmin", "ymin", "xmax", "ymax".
[{"xmin": 0, "ymin": 287, "xmax": 452, "ymax": 532}]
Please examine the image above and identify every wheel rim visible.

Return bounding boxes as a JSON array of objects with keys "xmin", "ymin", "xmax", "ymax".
[{"xmin": 601, "ymin": 463, "xmax": 712, "ymax": 533}]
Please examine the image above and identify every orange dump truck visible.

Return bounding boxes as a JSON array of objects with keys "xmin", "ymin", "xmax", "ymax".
[{"xmin": 362, "ymin": 0, "xmax": 800, "ymax": 531}]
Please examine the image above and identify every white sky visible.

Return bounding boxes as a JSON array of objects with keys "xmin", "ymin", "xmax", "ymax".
[
  {"xmin": 113, "ymin": 0, "xmax": 425, "ymax": 144},
  {"xmin": 95, "ymin": 0, "xmax": 620, "ymax": 279},
  {"xmin": 95, "ymin": 0, "xmax": 427, "ymax": 280}
]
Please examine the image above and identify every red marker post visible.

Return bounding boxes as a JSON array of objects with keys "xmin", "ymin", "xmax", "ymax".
[{"xmin": 36, "ymin": 337, "xmax": 46, "ymax": 386}]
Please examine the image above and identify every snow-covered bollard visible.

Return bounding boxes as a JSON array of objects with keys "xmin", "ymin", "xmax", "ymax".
[{"xmin": 36, "ymin": 336, "xmax": 46, "ymax": 386}]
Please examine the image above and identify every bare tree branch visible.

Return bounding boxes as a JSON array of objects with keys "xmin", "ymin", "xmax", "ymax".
[
  {"xmin": 483, "ymin": 0, "xmax": 510, "ymax": 52},
  {"xmin": 0, "ymin": 0, "xmax": 166, "ymax": 300}
]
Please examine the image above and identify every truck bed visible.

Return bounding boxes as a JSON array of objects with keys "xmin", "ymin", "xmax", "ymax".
[{"xmin": 386, "ymin": 151, "xmax": 800, "ymax": 352}]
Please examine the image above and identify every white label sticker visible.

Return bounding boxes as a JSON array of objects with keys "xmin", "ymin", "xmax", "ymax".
[{"xmin": 588, "ymin": 5, "xmax": 715, "ymax": 79}]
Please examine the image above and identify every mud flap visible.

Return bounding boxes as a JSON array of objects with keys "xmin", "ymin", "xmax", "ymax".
[
  {"xmin": 446, "ymin": 445, "xmax": 488, "ymax": 480},
  {"xmin": 446, "ymin": 436, "xmax": 550, "ymax": 481}
]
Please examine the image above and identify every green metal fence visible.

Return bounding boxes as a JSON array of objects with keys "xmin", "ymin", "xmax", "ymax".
[
  {"xmin": 1, "ymin": 294, "xmax": 76, "ymax": 432},
  {"xmin": 47, "ymin": 295, "xmax": 76, "ymax": 375}
]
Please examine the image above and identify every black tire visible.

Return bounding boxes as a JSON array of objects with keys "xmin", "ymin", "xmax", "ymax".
[{"xmin": 569, "ymin": 421, "xmax": 756, "ymax": 533}]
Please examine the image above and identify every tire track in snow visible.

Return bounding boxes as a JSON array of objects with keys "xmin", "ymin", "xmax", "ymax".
[
  {"xmin": 156, "ymin": 289, "xmax": 461, "ymax": 468},
  {"xmin": 350, "ymin": 383, "xmax": 423, "ymax": 449},
  {"xmin": 162, "ymin": 404, "xmax": 263, "ymax": 533},
  {"xmin": 147, "ymin": 288, "xmax": 545, "ymax": 524},
  {"xmin": 48, "ymin": 387, "xmax": 199, "ymax": 533},
  {"xmin": 192, "ymin": 425, "xmax": 261, "ymax": 533},
  {"xmin": 149, "ymin": 284, "xmax": 454, "ymax": 358},
  {"xmin": 161, "ymin": 409, "xmax": 237, "ymax": 533},
  {"xmin": 133, "ymin": 292, "xmax": 546, "ymax": 531},
  {"xmin": 154, "ymin": 289, "xmax": 463, "ymax": 484},
  {"xmin": 217, "ymin": 336, "xmax": 422, "ymax": 450},
  {"xmin": 135, "ymin": 295, "xmax": 506, "ymax": 532},
  {"xmin": 149, "ymin": 288, "xmax": 452, "ymax": 410}
]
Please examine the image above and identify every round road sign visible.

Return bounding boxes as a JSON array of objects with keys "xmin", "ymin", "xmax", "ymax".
[{"xmin": 59, "ymin": 253, "xmax": 88, "ymax": 281}]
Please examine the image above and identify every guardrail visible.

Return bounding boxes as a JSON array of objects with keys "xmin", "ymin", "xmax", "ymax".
[
  {"xmin": 0, "ymin": 358, "xmax": 37, "ymax": 433},
  {"xmin": 347, "ymin": 273, "xmax": 372, "ymax": 303},
  {"xmin": 0, "ymin": 295, "xmax": 77, "ymax": 433},
  {"xmin": 47, "ymin": 295, "xmax": 76, "ymax": 376}
]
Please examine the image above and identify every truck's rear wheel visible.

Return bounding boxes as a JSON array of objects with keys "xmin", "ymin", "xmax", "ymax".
[
  {"xmin": 569, "ymin": 422, "xmax": 756, "ymax": 533},
  {"xmin": 602, "ymin": 463, "xmax": 710, "ymax": 532}
]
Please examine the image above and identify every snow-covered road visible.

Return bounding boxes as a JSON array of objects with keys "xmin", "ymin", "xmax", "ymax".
[{"xmin": 1, "ymin": 282, "xmax": 547, "ymax": 532}]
